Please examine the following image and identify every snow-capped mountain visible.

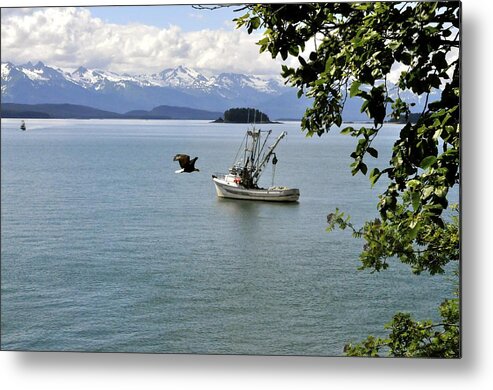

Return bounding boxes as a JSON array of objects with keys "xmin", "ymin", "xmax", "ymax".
[
  {"xmin": 1, "ymin": 61, "xmax": 438, "ymax": 120},
  {"xmin": 155, "ymin": 65, "xmax": 211, "ymax": 90},
  {"xmin": 1, "ymin": 61, "xmax": 303, "ymax": 118},
  {"xmin": 67, "ymin": 66, "xmax": 143, "ymax": 90}
]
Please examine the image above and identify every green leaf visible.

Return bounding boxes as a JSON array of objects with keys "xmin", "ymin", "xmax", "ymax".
[
  {"xmin": 360, "ymin": 162, "xmax": 368, "ymax": 175},
  {"xmin": 350, "ymin": 81, "xmax": 361, "ymax": 98},
  {"xmin": 258, "ymin": 37, "xmax": 269, "ymax": 46},
  {"xmin": 325, "ymin": 57, "xmax": 334, "ymax": 73},
  {"xmin": 289, "ymin": 45, "xmax": 300, "ymax": 56},
  {"xmin": 367, "ymin": 147, "xmax": 378, "ymax": 158},
  {"xmin": 420, "ymin": 156, "xmax": 437, "ymax": 169},
  {"xmin": 250, "ymin": 17, "xmax": 260, "ymax": 29},
  {"xmin": 407, "ymin": 179, "xmax": 420, "ymax": 188},
  {"xmin": 408, "ymin": 219, "xmax": 421, "ymax": 240},
  {"xmin": 422, "ymin": 186, "xmax": 434, "ymax": 199},
  {"xmin": 369, "ymin": 168, "xmax": 381, "ymax": 187},
  {"xmin": 360, "ymin": 100, "xmax": 369, "ymax": 113}
]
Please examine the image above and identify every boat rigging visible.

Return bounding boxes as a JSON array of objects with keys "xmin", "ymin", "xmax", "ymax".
[{"xmin": 212, "ymin": 127, "xmax": 299, "ymax": 202}]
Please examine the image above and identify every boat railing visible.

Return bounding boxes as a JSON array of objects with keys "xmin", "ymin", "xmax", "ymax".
[{"xmin": 212, "ymin": 173, "xmax": 228, "ymax": 180}]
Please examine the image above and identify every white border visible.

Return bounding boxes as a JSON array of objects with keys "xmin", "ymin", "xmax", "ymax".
[{"xmin": 1, "ymin": 0, "xmax": 492, "ymax": 389}]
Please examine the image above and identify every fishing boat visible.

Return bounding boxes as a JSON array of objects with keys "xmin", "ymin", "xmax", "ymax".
[{"xmin": 212, "ymin": 128, "xmax": 300, "ymax": 202}]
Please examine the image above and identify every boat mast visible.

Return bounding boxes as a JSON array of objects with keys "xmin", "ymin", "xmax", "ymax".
[
  {"xmin": 252, "ymin": 131, "xmax": 287, "ymax": 184},
  {"xmin": 244, "ymin": 128, "xmax": 270, "ymax": 170}
]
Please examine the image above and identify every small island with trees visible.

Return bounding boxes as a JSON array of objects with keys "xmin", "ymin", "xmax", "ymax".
[{"xmin": 213, "ymin": 107, "xmax": 279, "ymax": 124}]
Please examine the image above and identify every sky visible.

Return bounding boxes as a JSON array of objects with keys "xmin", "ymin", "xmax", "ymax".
[
  {"xmin": 0, "ymin": 1, "xmax": 458, "ymax": 82},
  {"xmin": 0, "ymin": 3, "xmax": 292, "ymax": 77},
  {"xmin": 89, "ymin": 5, "xmax": 240, "ymax": 32}
]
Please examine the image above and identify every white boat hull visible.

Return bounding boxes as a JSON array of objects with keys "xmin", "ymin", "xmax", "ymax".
[{"xmin": 212, "ymin": 177, "xmax": 299, "ymax": 202}]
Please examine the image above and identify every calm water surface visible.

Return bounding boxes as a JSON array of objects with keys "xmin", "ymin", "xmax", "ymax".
[{"xmin": 1, "ymin": 119, "xmax": 456, "ymax": 355}]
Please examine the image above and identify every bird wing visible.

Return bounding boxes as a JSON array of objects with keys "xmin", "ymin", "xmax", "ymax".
[{"xmin": 174, "ymin": 154, "xmax": 190, "ymax": 169}]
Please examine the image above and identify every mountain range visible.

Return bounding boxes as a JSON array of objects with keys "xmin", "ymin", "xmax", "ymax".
[
  {"xmin": 1, "ymin": 61, "xmax": 440, "ymax": 121},
  {"xmin": 1, "ymin": 61, "xmax": 311, "ymax": 120}
]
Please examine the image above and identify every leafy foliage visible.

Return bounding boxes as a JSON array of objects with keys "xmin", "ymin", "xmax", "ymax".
[
  {"xmin": 236, "ymin": 1, "xmax": 460, "ymax": 357},
  {"xmin": 344, "ymin": 294, "xmax": 460, "ymax": 357}
]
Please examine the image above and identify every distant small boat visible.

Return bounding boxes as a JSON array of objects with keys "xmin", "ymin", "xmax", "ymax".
[
  {"xmin": 20, "ymin": 120, "xmax": 26, "ymax": 131},
  {"xmin": 212, "ymin": 127, "xmax": 300, "ymax": 202}
]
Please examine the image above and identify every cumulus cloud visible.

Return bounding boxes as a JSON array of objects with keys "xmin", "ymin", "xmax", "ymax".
[{"xmin": 0, "ymin": 7, "xmax": 284, "ymax": 76}]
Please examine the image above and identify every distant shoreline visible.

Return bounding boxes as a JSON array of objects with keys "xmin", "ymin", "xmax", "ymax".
[
  {"xmin": 1, "ymin": 102, "xmax": 222, "ymax": 121},
  {"xmin": 2, "ymin": 102, "xmax": 409, "ymax": 125}
]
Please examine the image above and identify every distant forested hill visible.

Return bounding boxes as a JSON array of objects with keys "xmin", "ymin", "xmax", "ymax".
[
  {"xmin": 126, "ymin": 105, "xmax": 222, "ymax": 120},
  {"xmin": 1, "ymin": 103, "xmax": 222, "ymax": 120},
  {"xmin": 1, "ymin": 103, "xmax": 124, "ymax": 119}
]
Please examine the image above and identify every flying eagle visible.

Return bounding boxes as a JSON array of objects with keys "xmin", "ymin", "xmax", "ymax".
[{"xmin": 173, "ymin": 154, "xmax": 200, "ymax": 173}]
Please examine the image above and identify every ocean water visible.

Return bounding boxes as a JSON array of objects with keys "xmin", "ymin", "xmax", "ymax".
[{"xmin": 1, "ymin": 119, "xmax": 457, "ymax": 355}]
